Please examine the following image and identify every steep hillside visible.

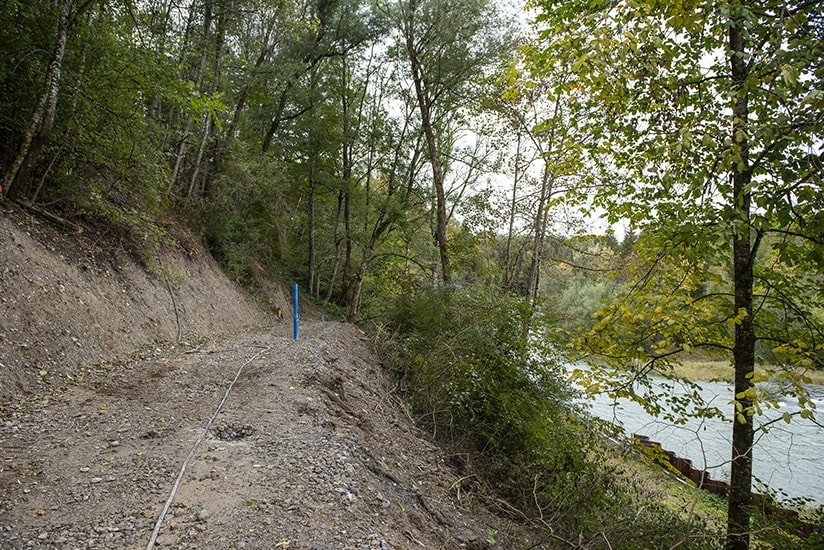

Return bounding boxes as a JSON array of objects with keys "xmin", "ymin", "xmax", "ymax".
[
  {"xmin": 0, "ymin": 207, "xmax": 539, "ymax": 548},
  {"xmin": 0, "ymin": 207, "xmax": 281, "ymax": 398}
]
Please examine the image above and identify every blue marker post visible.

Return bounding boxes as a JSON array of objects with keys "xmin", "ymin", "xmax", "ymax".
[{"xmin": 293, "ymin": 282, "xmax": 299, "ymax": 341}]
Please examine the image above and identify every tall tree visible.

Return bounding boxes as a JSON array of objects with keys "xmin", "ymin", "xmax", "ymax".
[
  {"xmin": 378, "ymin": 0, "xmax": 514, "ymax": 283},
  {"xmin": 258, "ymin": 0, "xmax": 371, "ymax": 154},
  {"xmin": 3, "ymin": 0, "xmax": 97, "ymax": 201},
  {"xmin": 531, "ymin": 1, "xmax": 823, "ymax": 548},
  {"xmin": 1, "ymin": 0, "xmax": 190, "ymax": 208},
  {"xmin": 485, "ymin": 45, "xmax": 591, "ymax": 304},
  {"xmin": 321, "ymin": 46, "xmax": 431, "ymax": 319}
]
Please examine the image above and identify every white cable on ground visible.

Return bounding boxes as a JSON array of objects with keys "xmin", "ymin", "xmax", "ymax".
[{"xmin": 146, "ymin": 346, "xmax": 271, "ymax": 550}]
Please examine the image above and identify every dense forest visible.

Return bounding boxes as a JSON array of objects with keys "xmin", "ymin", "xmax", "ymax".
[{"xmin": 1, "ymin": 0, "xmax": 822, "ymax": 548}]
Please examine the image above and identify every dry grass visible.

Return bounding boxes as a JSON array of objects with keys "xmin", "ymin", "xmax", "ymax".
[{"xmin": 672, "ymin": 360, "xmax": 824, "ymax": 385}]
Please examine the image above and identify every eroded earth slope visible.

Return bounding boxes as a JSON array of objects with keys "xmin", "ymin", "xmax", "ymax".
[{"xmin": 0, "ymin": 209, "xmax": 537, "ymax": 549}]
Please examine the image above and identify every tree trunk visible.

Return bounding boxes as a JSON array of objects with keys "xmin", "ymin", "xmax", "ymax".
[
  {"xmin": 169, "ymin": 123, "xmax": 193, "ymax": 195},
  {"xmin": 226, "ymin": 13, "xmax": 280, "ymax": 140},
  {"xmin": 307, "ymin": 168, "xmax": 318, "ymax": 297},
  {"xmin": 346, "ymin": 252, "xmax": 370, "ymax": 322},
  {"xmin": 146, "ymin": 0, "xmax": 175, "ymax": 123},
  {"xmin": 5, "ymin": 0, "xmax": 72, "ymax": 201},
  {"xmin": 726, "ymin": 8, "xmax": 755, "ymax": 550},
  {"xmin": 199, "ymin": 0, "xmax": 228, "ymax": 198},
  {"xmin": 330, "ymin": 60, "xmax": 353, "ymax": 304},
  {"xmin": 525, "ymin": 164, "xmax": 551, "ymax": 304},
  {"xmin": 168, "ymin": 0, "xmax": 212, "ymax": 196},
  {"xmin": 261, "ymin": 85, "xmax": 292, "ymax": 153},
  {"xmin": 503, "ymin": 133, "xmax": 522, "ymax": 288},
  {"xmin": 187, "ymin": 114, "xmax": 212, "ymax": 197},
  {"xmin": 346, "ymin": 226, "xmax": 386, "ymax": 321},
  {"xmin": 342, "ymin": 188, "xmax": 353, "ymax": 300},
  {"xmin": 405, "ymin": 24, "xmax": 450, "ymax": 284},
  {"xmin": 326, "ymin": 191, "xmax": 345, "ymax": 303}
]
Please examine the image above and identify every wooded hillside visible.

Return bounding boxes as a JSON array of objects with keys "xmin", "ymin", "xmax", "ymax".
[{"xmin": 2, "ymin": 2, "xmax": 822, "ymax": 548}]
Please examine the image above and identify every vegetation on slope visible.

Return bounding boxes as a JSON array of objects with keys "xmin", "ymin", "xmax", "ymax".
[{"xmin": 378, "ymin": 286, "xmax": 726, "ymax": 548}]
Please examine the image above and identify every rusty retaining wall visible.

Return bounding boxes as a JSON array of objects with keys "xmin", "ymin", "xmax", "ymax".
[{"xmin": 633, "ymin": 434, "xmax": 816, "ymax": 538}]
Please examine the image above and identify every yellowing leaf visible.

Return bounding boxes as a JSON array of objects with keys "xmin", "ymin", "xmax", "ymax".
[{"xmin": 780, "ymin": 64, "xmax": 798, "ymax": 87}]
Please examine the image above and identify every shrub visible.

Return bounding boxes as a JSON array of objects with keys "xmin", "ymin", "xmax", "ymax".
[{"xmin": 381, "ymin": 284, "xmax": 723, "ymax": 548}]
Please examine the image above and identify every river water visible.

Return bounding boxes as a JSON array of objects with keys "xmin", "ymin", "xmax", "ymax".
[{"xmin": 579, "ymin": 377, "xmax": 824, "ymax": 505}]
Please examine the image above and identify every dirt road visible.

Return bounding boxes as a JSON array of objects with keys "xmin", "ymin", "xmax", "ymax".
[{"xmin": 1, "ymin": 321, "xmax": 535, "ymax": 549}]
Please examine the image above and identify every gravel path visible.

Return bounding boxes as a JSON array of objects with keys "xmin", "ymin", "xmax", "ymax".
[{"xmin": 1, "ymin": 321, "xmax": 538, "ymax": 549}]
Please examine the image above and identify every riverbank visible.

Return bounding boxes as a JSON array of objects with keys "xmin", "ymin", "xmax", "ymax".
[
  {"xmin": 674, "ymin": 360, "xmax": 824, "ymax": 385},
  {"xmin": 583, "ymin": 375, "xmax": 824, "ymax": 506}
]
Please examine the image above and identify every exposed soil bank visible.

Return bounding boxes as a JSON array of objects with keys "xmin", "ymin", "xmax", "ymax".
[{"xmin": 0, "ymin": 208, "xmax": 538, "ymax": 549}]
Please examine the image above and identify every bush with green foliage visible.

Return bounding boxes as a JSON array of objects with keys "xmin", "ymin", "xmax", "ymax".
[
  {"xmin": 194, "ymin": 142, "xmax": 297, "ymax": 287},
  {"xmin": 380, "ymin": 285, "xmax": 722, "ymax": 548},
  {"xmin": 385, "ymin": 288, "xmax": 583, "ymax": 473}
]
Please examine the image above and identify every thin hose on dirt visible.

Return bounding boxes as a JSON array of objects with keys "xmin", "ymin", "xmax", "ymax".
[{"xmin": 146, "ymin": 346, "xmax": 270, "ymax": 550}]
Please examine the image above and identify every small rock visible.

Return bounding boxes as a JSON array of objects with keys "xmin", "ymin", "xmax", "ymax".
[
  {"xmin": 91, "ymin": 477, "xmax": 103, "ymax": 484},
  {"xmin": 156, "ymin": 533, "xmax": 176, "ymax": 546}
]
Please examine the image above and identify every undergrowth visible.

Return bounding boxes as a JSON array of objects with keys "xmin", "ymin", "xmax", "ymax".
[{"xmin": 379, "ymin": 285, "xmax": 724, "ymax": 549}]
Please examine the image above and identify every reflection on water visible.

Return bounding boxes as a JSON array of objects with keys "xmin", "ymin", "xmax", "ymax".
[{"xmin": 581, "ymin": 378, "xmax": 824, "ymax": 505}]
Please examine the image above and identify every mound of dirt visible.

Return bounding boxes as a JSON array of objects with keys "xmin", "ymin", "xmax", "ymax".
[{"xmin": 0, "ymin": 208, "xmax": 540, "ymax": 548}]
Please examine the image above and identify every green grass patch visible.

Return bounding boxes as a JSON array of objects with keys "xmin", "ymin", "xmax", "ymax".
[{"xmin": 612, "ymin": 442, "xmax": 727, "ymax": 529}]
